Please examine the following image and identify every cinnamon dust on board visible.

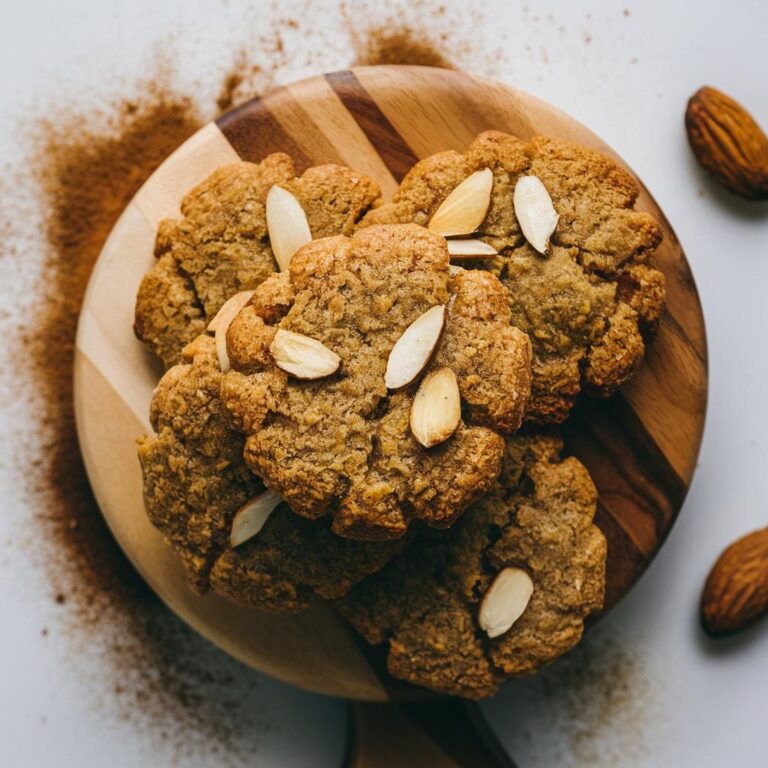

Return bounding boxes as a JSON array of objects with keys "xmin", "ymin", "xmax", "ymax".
[
  {"xmin": 1, "ymin": 9, "xmax": 651, "ymax": 764},
  {"xmin": 17, "ymin": 73, "xmax": 278, "ymax": 763}
]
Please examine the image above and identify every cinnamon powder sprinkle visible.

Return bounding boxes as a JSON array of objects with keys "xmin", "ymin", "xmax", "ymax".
[
  {"xmin": 14, "ymin": 73, "xmax": 274, "ymax": 763},
  {"xmin": 352, "ymin": 26, "xmax": 455, "ymax": 69}
]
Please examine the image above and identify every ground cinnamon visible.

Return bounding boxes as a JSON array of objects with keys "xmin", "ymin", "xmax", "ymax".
[
  {"xmin": 352, "ymin": 26, "xmax": 455, "ymax": 68},
  {"xmin": 15, "ymin": 72, "xmax": 275, "ymax": 761}
]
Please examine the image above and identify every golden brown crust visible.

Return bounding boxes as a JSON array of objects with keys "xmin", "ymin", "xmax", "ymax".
[
  {"xmin": 138, "ymin": 334, "xmax": 401, "ymax": 607},
  {"xmin": 134, "ymin": 156, "xmax": 382, "ymax": 368},
  {"xmin": 221, "ymin": 225, "xmax": 532, "ymax": 540},
  {"xmin": 209, "ymin": 510, "xmax": 405, "ymax": 612},
  {"xmin": 362, "ymin": 131, "xmax": 666, "ymax": 423},
  {"xmin": 336, "ymin": 433, "xmax": 607, "ymax": 699},
  {"xmin": 138, "ymin": 335, "xmax": 260, "ymax": 592}
]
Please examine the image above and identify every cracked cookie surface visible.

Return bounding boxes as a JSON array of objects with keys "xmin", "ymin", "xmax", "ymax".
[
  {"xmin": 362, "ymin": 131, "xmax": 665, "ymax": 423},
  {"xmin": 134, "ymin": 154, "xmax": 382, "ymax": 368},
  {"xmin": 138, "ymin": 334, "xmax": 402, "ymax": 609},
  {"xmin": 221, "ymin": 224, "xmax": 532, "ymax": 540},
  {"xmin": 336, "ymin": 433, "xmax": 607, "ymax": 699}
]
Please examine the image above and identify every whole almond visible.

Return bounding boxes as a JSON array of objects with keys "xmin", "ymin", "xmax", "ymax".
[
  {"xmin": 700, "ymin": 527, "xmax": 768, "ymax": 636},
  {"xmin": 270, "ymin": 329, "xmax": 341, "ymax": 379},
  {"xmin": 686, "ymin": 86, "xmax": 768, "ymax": 200},
  {"xmin": 428, "ymin": 168, "xmax": 493, "ymax": 237},
  {"xmin": 478, "ymin": 567, "xmax": 534, "ymax": 639},
  {"xmin": 409, "ymin": 366, "xmax": 461, "ymax": 448},
  {"xmin": 265, "ymin": 185, "xmax": 313, "ymax": 270}
]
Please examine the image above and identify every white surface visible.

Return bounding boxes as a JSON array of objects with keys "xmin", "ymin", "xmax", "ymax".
[{"xmin": 1, "ymin": 1, "xmax": 767, "ymax": 766}]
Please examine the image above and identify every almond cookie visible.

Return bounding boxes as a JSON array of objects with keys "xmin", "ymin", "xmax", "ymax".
[
  {"xmin": 336, "ymin": 433, "xmax": 607, "ymax": 699},
  {"xmin": 138, "ymin": 333, "xmax": 402, "ymax": 609},
  {"xmin": 134, "ymin": 154, "xmax": 382, "ymax": 368},
  {"xmin": 221, "ymin": 224, "xmax": 532, "ymax": 541},
  {"xmin": 362, "ymin": 131, "xmax": 665, "ymax": 423}
]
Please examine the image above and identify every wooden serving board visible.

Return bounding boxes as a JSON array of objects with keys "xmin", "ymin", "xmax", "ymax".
[{"xmin": 74, "ymin": 66, "xmax": 707, "ymax": 739}]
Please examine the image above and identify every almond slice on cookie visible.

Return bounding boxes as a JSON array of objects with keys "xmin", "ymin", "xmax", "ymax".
[
  {"xmin": 410, "ymin": 366, "xmax": 461, "ymax": 448},
  {"xmin": 428, "ymin": 169, "xmax": 493, "ymax": 237},
  {"xmin": 385, "ymin": 305, "xmax": 446, "ymax": 390},
  {"xmin": 266, "ymin": 185, "xmax": 312, "ymax": 271},
  {"xmin": 513, "ymin": 175, "xmax": 559, "ymax": 254},
  {"xmin": 230, "ymin": 490, "xmax": 282, "ymax": 547},
  {"xmin": 209, "ymin": 290, "xmax": 256, "ymax": 372},
  {"xmin": 270, "ymin": 329, "xmax": 341, "ymax": 379},
  {"xmin": 446, "ymin": 238, "xmax": 498, "ymax": 259},
  {"xmin": 478, "ymin": 567, "xmax": 534, "ymax": 638}
]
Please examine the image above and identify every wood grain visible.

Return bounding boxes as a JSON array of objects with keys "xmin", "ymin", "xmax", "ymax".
[{"xmin": 75, "ymin": 66, "xmax": 707, "ymax": 705}]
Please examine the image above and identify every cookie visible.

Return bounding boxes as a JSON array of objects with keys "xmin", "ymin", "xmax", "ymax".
[
  {"xmin": 362, "ymin": 131, "xmax": 665, "ymax": 423},
  {"xmin": 138, "ymin": 333, "xmax": 402, "ymax": 609},
  {"xmin": 134, "ymin": 154, "xmax": 382, "ymax": 368},
  {"xmin": 336, "ymin": 433, "xmax": 607, "ymax": 699},
  {"xmin": 221, "ymin": 224, "xmax": 532, "ymax": 541}
]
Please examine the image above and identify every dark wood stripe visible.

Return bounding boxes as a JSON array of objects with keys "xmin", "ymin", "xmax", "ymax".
[
  {"xmin": 662, "ymin": 301, "xmax": 708, "ymax": 369},
  {"xmin": 344, "ymin": 701, "xmax": 516, "ymax": 768},
  {"xmin": 562, "ymin": 391, "xmax": 689, "ymax": 609},
  {"xmin": 216, "ymin": 97, "xmax": 312, "ymax": 171},
  {"xmin": 325, "ymin": 71, "xmax": 420, "ymax": 182},
  {"xmin": 340, "ymin": 611, "xmax": 433, "ymax": 703},
  {"xmin": 399, "ymin": 700, "xmax": 517, "ymax": 768},
  {"xmin": 591, "ymin": 501, "xmax": 647, "ymax": 611}
]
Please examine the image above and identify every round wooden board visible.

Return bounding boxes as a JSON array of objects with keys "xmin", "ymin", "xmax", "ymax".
[{"xmin": 74, "ymin": 65, "xmax": 707, "ymax": 703}]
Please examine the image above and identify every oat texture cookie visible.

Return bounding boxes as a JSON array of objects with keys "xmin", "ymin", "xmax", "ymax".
[
  {"xmin": 138, "ymin": 333, "xmax": 402, "ymax": 609},
  {"xmin": 134, "ymin": 154, "xmax": 382, "ymax": 368},
  {"xmin": 336, "ymin": 433, "xmax": 607, "ymax": 699},
  {"xmin": 362, "ymin": 131, "xmax": 666, "ymax": 423},
  {"xmin": 221, "ymin": 224, "xmax": 532, "ymax": 540}
]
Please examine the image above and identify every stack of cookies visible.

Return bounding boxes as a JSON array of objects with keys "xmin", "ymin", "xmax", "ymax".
[{"xmin": 135, "ymin": 131, "xmax": 665, "ymax": 699}]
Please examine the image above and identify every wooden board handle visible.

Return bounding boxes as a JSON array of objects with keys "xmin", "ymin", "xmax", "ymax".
[{"xmin": 344, "ymin": 700, "xmax": 516, "ymax": 768}]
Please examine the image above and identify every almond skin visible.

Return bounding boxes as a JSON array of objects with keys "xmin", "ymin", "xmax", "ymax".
[
  {"xmin": 685, "ymin": 86, "xmax": 768, "ymax": 200},
  {"xmin": 700, "ymin": 527, "xmax": 768, "ymax": 637}
]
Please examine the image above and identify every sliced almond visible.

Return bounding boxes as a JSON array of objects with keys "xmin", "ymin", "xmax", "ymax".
[
  {"xmin": 210, "ymin": 290, "xmax": 256, "ymax": 373},
  {"xmin": 270, "ymin": 328, "xmax": 340, "ymax": 379},
  {"xmin": 478, "ymin": 567, "xmax": 534, "ymax": 639},
  {"xmin": 385, "ymin": 305, "xmax": 446, "ymax": 390},
  {"xmin": 265, "ymin": 185, "xmax": 312, "ymax": 271},
  {"xmin": 208, "ymin": 290, "xmax": 255, "ymax": 333},
  {"xmin": 446, "ymin": 238, "xmax": 498, "ymax": 259},
  {"xmin": 428, "ymin": 168, "xmax": 493, "ymax": 237},
  {"xmin": 513, "ymin": 175, "xmax": 559, "ymax": 254},
  {"xmin": 230, "ymin": 490, "xmax": 282, "ymax": 547},
  {"xmin": 410, "ymin": 366, "xmax": 461, "ymax": 448}
]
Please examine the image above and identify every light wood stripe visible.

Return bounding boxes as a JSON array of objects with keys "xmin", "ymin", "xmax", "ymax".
[
  {"xmin": 326, "ymin": 71, "xmax": 420, "ymax": 182},
  {"xmin": 282, "ymin": 76, "xmax": 400, "ymax": 199},
  {"xmin": 260, "ymin": 84, "xmax": 351, "ymax": 168}
]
